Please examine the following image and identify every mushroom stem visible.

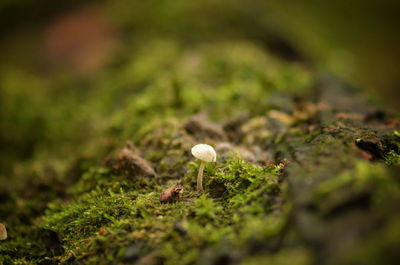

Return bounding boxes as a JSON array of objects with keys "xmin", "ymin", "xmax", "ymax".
[{"xmin": 197, "ymin": 161, "xmax": 205, "ymax": 191}]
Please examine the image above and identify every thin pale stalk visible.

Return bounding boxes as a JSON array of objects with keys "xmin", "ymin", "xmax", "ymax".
[{"xmin": 197, "ymin": 161, "xmax": 205, "ymax": 191}]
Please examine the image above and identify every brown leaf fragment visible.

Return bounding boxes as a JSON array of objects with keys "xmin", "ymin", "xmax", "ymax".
[
  {"xmin": 160, "ymin": 184, "xmax": 183, "ymax": 204},
  {"xmin": 0, "ymin": 223, "xmax": 7, "ymax": 240},
  {"xmin": 110, "ymin": 143, "xmax": 156, "ymax": 178}
]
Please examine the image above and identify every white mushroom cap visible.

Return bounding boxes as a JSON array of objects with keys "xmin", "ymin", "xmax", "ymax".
[
  {"xmin": 191, "ymin": 144, "xmax": 216, "ymax": 162},
  {"xmin": 0, "ymin": 223, "xmax": 7, "ymax": 240}
]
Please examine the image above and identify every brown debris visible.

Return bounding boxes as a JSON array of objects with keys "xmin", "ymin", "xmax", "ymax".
[
  {"xmin": 0, "ymin": 223, "xmax": 7, "ymax": 240},
  {"xmin": 355, "ymin": 150, "xmax": 373, "ymax": 161},
  {"xmin": 240, "ymin": 117, "xmax": 271, "ymax": 146},
  {"xmin": 279, "ymin": 159, "xmax": 290, "ymax": 169},
  {"xmin": 159, "ymin": 184, "xmax": 183, "ymax": 204},
  {"xmin": 110, "ymin": 142, "xmax": 156, "ymax": 178},
  {"xmin": 292, "ymin": 100, "xmax": 318, "ymax": 124},
  {"xmin": 384, "ymin": 118, "xmax": 400, "ymax": 128},
  {"xmin": 364, "ymin": 110, "xmax": 400, "ymax": 129},
  {"xmin": 184, "ymin": 114, "xmax": 227, "ymax": 141},
  {"xmin": 335, "ymin": 112, "xmax": 363, "ymax": 120},
  {"xmin": 223, "ymin": 113, "xmax": 250, "ymax": 142},
  {"xmin": 137, "ymin": 254, "xmax": 154, "ymax": 265},
  {"xmin": 355, "ymin": 136, "xmax": 385, "ymax": 159}
]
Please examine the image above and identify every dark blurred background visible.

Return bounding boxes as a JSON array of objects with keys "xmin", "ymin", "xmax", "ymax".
[
  {"xmin": 1, "ymin": 0, "xmax": 399, "ymax": 174},
  {"xmin": 1, "ymin": 0, "xmax": 399, "ymax": 95}
]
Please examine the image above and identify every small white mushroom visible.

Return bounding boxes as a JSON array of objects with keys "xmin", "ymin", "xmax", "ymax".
[
  {"xmin": 0, "ymin": 223, "xmax": 7, "ymax": 240},
  {"xmin": 191, "ymin": 144, "xmax": 216, "ymax": 191}
]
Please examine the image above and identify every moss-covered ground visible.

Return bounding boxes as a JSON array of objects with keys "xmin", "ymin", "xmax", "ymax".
[{"xmin": 1, "ymin": 39, "xmax": 399, "ymax": 265}]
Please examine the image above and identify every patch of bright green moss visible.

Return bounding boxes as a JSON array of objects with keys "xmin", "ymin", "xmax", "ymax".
[
  {"xmin": 384, "ymin": 150, "xmax": 400, "ymax": 166},
  {"xmin": 35, "ymin": 155, "xmax": 283, "ymax": 264}
]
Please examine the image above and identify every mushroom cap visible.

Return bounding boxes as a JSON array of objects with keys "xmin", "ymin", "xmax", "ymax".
[
  {"xmin": 0, "ymin": 223, "xmax": 7, "ymax": 240},
  {"xmin": 191, "ymin": 144, "xmax": 216, "ymax": 162}
]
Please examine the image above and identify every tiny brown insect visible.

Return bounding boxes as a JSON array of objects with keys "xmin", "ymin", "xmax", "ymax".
[
  {"xmin": 99, "ymin": 228, "xmax": 105, "ymax": 235},
  {"xmin": 159, "ymin": 184, "xmax": 183, "ymax": 204}
]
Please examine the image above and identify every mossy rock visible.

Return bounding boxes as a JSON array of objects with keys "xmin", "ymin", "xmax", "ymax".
[{"xmin": 1, "ymin": 38, "xmax": 400, "ymax": 265}]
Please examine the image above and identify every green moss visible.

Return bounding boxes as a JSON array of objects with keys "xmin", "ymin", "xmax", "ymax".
[
  {"xmin": 206, "ymin": 156, "xmax": 281, "ymax": 215},
  {"xmin": 33, "ymin": 155, "xmax": 284, "ymax": 264},
  {"xmin": 384, "ymin": 150, "xmax": 400, "ymax": 166},
  {"xmin": 1, "ymin": 12, "xmax": 399, "ymax": 264}
]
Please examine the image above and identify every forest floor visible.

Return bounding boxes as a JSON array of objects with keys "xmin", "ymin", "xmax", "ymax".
[{"xmin": 0, "ymin": 40, "xmax": 399, "ymax": 265}]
